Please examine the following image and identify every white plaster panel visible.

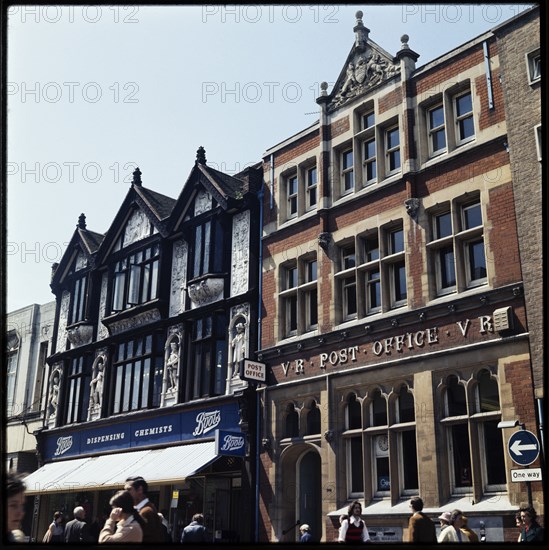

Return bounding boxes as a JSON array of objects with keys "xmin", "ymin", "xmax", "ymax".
[
  {"xmin": 97, "ymin": 272, "xmax": 109, "ymax": 340},
  {"xmin": 194, "ymin": 189, "xmax": 212, "ymax": 216},
  {"xmin": 169, "ymin": 240, "xmax": 188, "ymax": 317},
  {"xmin": 56, "ymin": 291, "xmax": 70, "ymax": 352},
  {"xmin": 231, "ymin": 210, "xmax": 250, "ymax": 297},
  {"xmin": 122, "ymin": 209, "xmax": 151, "ymax": 248}
]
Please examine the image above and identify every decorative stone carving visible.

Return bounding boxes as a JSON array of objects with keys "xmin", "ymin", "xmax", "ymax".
[
  {"xmin": 226, "ymin": 305, "xmax": 250, "ymax": 395},
  {"xmin": 122, "ymin": 209, "xmax": 151, "ymax": 248},
  {"xmin": 318, "ymin": 232, "xmax": 332, "ymax": 252},
  {"xmin": 194, "ymin": 189, "xmax": 212, "ymax": 216},
  {"xmin": 88, "ymin": 353, "xmax": 106, "ymax": 419},
  {"xmin": 66, "ymin": 323, "xmax": 94, "ymax": 347},
  {"xmin": 324, "ymin": 430, "xmax": 335, "ymax": 443},
  {"xmin": 56, "ymin": 291, "xmax": 70, "ymax": 352},
  {"xmin": 108, "ymin": 309, "xmax": 161, "ymax": 336},
  {"xmin": 330, "ymin": 38, "xmax": 400, "ymax": 111},
  {"xmin": 231, "ymin": 210, "xmax": 250, "ymax": 296},
  {"xmin": 188, "ymin": 277, "xmax": 224, "ymax": 308},
  {"xmin": 169, "ymin": 240, "xmax": 188, "ymax": 317},
  {"xmin": 46, "ymin": 365, "xmax": 62, "ymax": 426},
  {"xmin": 97, "ymin": 272, "xmax": 109, "ymax": 340},
  {"xmin": 404, "ymin": 198, "xmax": 421, "ymax": 220},
  {"xmin": 75, "ymin": 251, "xmax": 88, "ymax": 271}
]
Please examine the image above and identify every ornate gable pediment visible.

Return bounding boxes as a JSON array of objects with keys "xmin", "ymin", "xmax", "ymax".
[{"xmin": 328, "ymin": 11, "xmax": 400, "ymax": 111}]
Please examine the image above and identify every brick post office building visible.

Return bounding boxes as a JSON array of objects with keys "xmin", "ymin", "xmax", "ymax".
[{"xmin": 257, "ymin": 8, "xmax": 542, "ymax": 543}]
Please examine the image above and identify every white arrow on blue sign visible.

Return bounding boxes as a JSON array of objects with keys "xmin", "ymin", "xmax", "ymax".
[{"xmin": 507, "ymin": 430, "xmax": 540, "ymax": 466}]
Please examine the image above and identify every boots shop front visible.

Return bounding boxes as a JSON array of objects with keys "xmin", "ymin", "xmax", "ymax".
[{"xmin": 25, "ymin": 402, "xmax": 250, "ymax": 543}]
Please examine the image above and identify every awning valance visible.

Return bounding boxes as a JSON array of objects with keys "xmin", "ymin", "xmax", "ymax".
[{"xmin": 23, "ymin": 441, "xmax": 217, "ymax": 494}]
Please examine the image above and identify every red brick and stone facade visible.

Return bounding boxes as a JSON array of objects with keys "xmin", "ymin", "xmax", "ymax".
[{"xmin": 257, "ymin": 8, "xmax": 542, "ymax": 543}]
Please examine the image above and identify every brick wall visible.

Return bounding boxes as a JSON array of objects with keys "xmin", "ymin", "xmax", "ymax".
[{"xmin": 495, "ymin": 9, "xmax": 542, "ymax": 395}]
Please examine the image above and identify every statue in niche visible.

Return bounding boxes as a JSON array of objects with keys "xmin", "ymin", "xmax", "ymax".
[
  {"xmin": 165, "ymin": 339, "xmax": 180, "ymax": 392},
  {"xmin": 90, "ymin": 358, "xmax": 105, "ymax": 408},
  {"xmin": 231, "ymin": 321, "xmax": 246, "ymax": 377},
  {"xmin": 48, "ymin": 371, "xmax": 60, "ymax": 418}
]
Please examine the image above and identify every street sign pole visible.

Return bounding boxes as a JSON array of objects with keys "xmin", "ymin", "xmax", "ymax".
[{"xmin": 507, "ymin": 428, "xmax": 540, "ymax": 509}]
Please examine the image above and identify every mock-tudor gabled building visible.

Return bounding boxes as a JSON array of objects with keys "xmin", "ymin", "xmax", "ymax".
[
  {"xmin": 257, "ymin": 8, "xmax": 542, "ymax": 543},
  {"xmin": 25, "ymin": 149, "xmax": 262, "ymax": 543}
]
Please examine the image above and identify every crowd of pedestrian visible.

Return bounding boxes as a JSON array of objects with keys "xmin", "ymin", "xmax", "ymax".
[{"xmin": 5, "ymin": 474, "xmax": 545, "ymax": 544}]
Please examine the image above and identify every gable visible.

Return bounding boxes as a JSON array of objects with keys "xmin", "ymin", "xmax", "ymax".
[
  {"xmin": 111, "ymin": 206, "xmax": 159, "ymax": 253},
  {"xmin": 327, "ymin": 12, "xmax": 401, "ymax": 112}
]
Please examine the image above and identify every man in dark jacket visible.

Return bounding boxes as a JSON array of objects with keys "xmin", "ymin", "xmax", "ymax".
[
  {"xmin": 181, "ymin": 513, "xmax": 207, "ymax": 543},
  {"xmin": 64, "ymin": 506, "xmax": 92, "ymax": 542},
  {"xmin": 124, "ymin": 476, "xmax": 164, "ymax": 543},
  {"xmin": 408, "ymin": 497, "xmax": 437, "ymax": 543}
]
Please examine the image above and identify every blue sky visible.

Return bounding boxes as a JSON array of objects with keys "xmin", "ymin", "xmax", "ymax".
[{"xmin": 6, "ymin": 3, "xmax": 533, "ymax": 311}]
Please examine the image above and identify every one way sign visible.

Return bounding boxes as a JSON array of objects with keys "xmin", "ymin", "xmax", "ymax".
[{"xmin": 508, "ymin": 430, "xmax": 540, "ymax": 466}]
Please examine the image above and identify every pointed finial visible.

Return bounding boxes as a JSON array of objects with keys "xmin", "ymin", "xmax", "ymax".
[
  {"xmin": 354, "ymin": 10, "xmax": 369, "ymax": 50},
  {"xmin": 77, "ymin": 213, "xmax": 87, "ymax": 229},
  {"xmin": 132, "ymin": 166, "xmax": 142, "ymax": 186},
  {"xmin": 196, "ymin": 146, "xmax": 207, "ymax": 165}
]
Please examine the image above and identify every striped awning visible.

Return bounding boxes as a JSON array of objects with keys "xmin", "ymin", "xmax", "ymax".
[{"xmin": 23, "ymin": 440, "xmax": 217, "ymax": 494}]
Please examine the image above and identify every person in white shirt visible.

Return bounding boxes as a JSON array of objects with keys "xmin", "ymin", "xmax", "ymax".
[{"xmin": 337, "ymin": 501, "xmax": 371, "ymax": 543}]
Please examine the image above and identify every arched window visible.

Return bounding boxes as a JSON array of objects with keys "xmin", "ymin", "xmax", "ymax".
[
  {"xmin": 306, "ymin": 400, "xmax": 321, "ymax": 435},
  {"xmin": 477, "ymin": 370, "xmax": 500, "ymax": 412},
  {"xmin": 346, "ymin": 393, "xmax": 361, "ymax": 430},
  {"xmin": 445, "ymin": 375, "xmax": 467, "ymax": 416},
  {"xmin": 371, "ymin": 390, "xmax": 387, "ymax": 426},
  {"xmin": 398, "ymin": 386, "xmax": 415, "ymax": 423},
  {"xmin": 285, "ymin": 403, "xmax": 299, "ymax": 438}
]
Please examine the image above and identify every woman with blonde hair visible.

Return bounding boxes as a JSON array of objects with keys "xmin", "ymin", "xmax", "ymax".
[{"xmin": 99, "ymin": 490, "xmax": 144, "ymax": 543}]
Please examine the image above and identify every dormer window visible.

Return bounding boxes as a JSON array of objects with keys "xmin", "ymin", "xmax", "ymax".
[{"xmin": 111, "ymin": 244, "xmax": 160, "ymax": 312}]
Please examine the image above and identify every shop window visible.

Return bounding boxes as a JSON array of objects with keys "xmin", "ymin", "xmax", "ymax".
[
  {"xmin": 279, "ymin": 256, "xmax": 318, "ymax": 339},
  {"xmin": 306, "ymin": 401, "xmax": 321, "ymax": 435},
  {"xmin": 285, "ymin": 403, "xmax": 299, "ymax": 438}
]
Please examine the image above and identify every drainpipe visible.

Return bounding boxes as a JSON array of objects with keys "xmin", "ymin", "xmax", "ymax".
[
  {"xmin": 536, "ymin": 398, "xmax": 544, "ymax": 463},
  {"xmin": 255, "ymin": 173, "xmax": 265, "ymax": 543}
]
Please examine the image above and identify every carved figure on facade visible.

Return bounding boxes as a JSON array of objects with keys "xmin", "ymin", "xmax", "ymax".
[
  {"xmin": 231, "ymin": 321, "xmax": 247, "ymax": 377},
  {"xmin": 331, "ymin": 48, "xmax": 400, "ymax": 109},
  {"xmin": 47, "ymin": 368, "xmax": 62, "ymax": 420},
  {"xmin": 194, "ymin": 189, "xmax": 212, "ymax": 216},
  {"xmin": 90, "ymin": 356, "xmax": 105, "ymax": 409},
  {"xmin": 165, "ymin": 337, "xmax": 180, "ymax": 392}
]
